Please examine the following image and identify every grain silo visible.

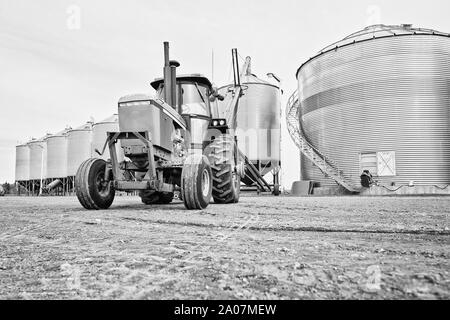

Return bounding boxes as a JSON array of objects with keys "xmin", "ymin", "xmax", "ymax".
[
  {"xmin": 293, "ymin": 24, "xmax": 450, "ymax": 190},
  {"xmin": 67, "ymin": 122, "xmax": 93, "ymax": 178},
  {"xmin": 27, "ymin": 135, "xmax": 50, "ymax": 195},
  {"xmin": 28, "ymin": 138, "xmax": 47, "ymax": 181},
  {"xmin": 15, "ymin": 144, "xmax": 30, "ymax": 182},
  {"xmin": 42, "ymin": 128, "xmax": 71, "ymax": 194},
  {"xmin": 218, "ymin": 72, "xmax": 282, "ymax": 192},
  {"xmin": 46, "ymin": 128, "xmax": 70, "ymax": 179},
  {"xmin": 91, "ymin": 114, "xmax": 124, "ymax": 161}
]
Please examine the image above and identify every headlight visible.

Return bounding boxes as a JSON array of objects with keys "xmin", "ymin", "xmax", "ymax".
[{"xmin": 211, "ymin": 119, "xmax": 227, "ymax": 127}]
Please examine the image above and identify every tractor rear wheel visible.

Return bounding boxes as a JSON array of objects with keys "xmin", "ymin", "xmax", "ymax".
[
  {"xmin": 75, "ymin": 158, "xmax": 115, "ymax": 210},
  {"xmin": 181, "ymin": 154, "xmax": 212, "ymax": 210},
  {"xmin": 207, "ymin": 135, "xmax": 240, "ymax": 204}
]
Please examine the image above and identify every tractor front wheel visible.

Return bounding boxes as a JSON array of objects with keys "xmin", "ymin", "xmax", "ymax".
[
  {"xmin": 181, "ymin": 154, "xmax": 212, "ymax": 210},
  {"xmin": 75, "ymin": 158, "xmax": 115, "ymax": 210}
]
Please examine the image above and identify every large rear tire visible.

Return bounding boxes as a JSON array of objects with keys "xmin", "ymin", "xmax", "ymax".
[
  {"xmin": 75, "ymin": 158, "xmax": 115, "ymax": 210},
  {"xmin": 206, "ymin": 135, "xmax": 240, "ymax": 204},
  {"xmin": 181, "ymin": 154, "xmax": 212, "ymax": 210}
]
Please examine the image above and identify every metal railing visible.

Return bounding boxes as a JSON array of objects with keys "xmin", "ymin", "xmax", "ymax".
[{"xmin": 286, "ymin": 90, "xmax": 360, "ymax": 193}]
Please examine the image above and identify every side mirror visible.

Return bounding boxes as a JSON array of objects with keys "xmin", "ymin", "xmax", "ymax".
[{"xmin": 210, "ymin": 86, "xmax": 225, "ymax": 102}]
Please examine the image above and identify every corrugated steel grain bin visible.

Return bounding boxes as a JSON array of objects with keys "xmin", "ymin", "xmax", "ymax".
[{"xmin": 296, "ymin": 25, "xmax": 450, "ymax": 187}]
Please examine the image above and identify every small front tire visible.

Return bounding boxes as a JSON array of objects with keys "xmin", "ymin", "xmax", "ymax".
[
  {"xmin": 181, "ymin": 154, "xmax": 212, "ymax": 210},
  {"xmin": 75, "ymin": 158, "xmax": 115, "ymax": 210}
]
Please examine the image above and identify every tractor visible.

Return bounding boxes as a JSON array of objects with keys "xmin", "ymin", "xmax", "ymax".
[{"xmin": 75, "ymin": 42, "xmax": 248, "ymax": 210}]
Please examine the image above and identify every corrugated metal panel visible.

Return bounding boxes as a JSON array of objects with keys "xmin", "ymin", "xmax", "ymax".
[{"xmin": 298, "ymin": 34, "xmax": 450, "ymax": 187}]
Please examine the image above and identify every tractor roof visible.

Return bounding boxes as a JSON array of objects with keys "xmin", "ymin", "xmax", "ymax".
[{"xmin": 150, "ymin": 74, "xmax": 213, "ymax": 90}]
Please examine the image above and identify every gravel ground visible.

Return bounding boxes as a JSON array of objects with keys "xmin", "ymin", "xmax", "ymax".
[{"xmin": 0, "ymin": 195, "xmax": 448, "ymax": 300}]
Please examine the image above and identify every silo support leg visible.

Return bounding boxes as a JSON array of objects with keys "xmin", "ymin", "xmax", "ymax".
[{"xmin": 273, "ymin": 172, "xmax": 280, "ymax": 196}]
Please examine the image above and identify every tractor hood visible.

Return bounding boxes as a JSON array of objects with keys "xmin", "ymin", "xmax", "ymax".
[{"xmin": 118, "ymin": 94, "xmax": 187, "ymax": 131}]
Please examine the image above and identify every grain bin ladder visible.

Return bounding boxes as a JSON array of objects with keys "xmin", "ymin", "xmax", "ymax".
[{"xmin": 286, "ymin": 90, "xmax": 360, "ymax": 193}]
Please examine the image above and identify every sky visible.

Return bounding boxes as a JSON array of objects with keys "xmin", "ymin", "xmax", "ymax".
[{"xmin": 0, "ymin": 0, "xmax": 449, "ymax": 188}]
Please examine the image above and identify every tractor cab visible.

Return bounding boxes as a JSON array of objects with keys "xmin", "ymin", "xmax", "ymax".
[
  {"xmin": 151, "ymin": 74, "xmax": 224, "ymax": 148},
  {"xmin": 151, "ymin": 74, "xmax": 214, "ymax": 118}
]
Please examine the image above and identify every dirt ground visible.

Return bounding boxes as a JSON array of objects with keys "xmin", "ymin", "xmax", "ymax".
[{"xmin": 0, "ymin": 195, "xmax": 448, "ymax": 300}]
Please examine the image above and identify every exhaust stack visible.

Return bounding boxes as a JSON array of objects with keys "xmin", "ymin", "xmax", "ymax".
[{"xmin": 163, "ymin": 42, "xmax": 180, "ymax": 110}]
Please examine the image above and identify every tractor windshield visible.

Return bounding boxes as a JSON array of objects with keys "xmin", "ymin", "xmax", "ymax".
[
  {"xmin": 179, "ymin": 83, "xmax": 210, "ymax": 117},
  {"xmin": 155, "ymin": 81, "xmax": 211, "ymax": 117}
]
